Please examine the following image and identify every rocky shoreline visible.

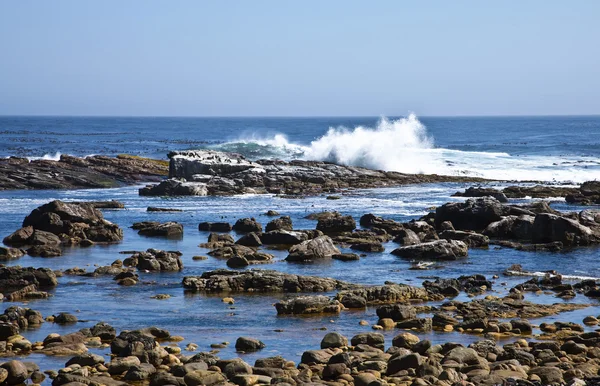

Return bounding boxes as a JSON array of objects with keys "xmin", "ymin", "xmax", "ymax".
[
  {"xmin": 1, "ymin": 152, "xmax": 600, "ymax": 385},
  {"xmin": 139, "ymin": 150, "xmax": 488, "ymax": 197},
  {"xmin": 0, "ymin": 155, "xmax": 168, "ymax": 190},
  {"xmin": 0, "ymin": 189, "xmax": 599, "ymax": 385}
]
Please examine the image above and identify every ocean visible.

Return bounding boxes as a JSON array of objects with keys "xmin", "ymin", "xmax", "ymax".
[
  {"xmin": 0, "ymin": 115, "xmax": 599, "ymax": 375},
  {"xmin": 2, "ymin": 115, "xmax": 600, "ymax": 182}
]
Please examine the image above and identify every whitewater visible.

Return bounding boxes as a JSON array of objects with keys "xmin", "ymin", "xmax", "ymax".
[{"xmin": 215, "ymin": 114, "xmax": 600, "ymax": 183}]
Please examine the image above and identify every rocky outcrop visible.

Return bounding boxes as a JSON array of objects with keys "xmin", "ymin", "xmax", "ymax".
[
  {"xmin": 335, "ymin": 284, "xmax": 431, "ymax": 308},
  {"xmin": 316, "ymin": 215, "xmax": 356, "ymax": 234},
  {"xmin": 438, "ymin": 230, "xmax": 489, "ymax": 248},
  {"xmin": 0, "ymin": 247, "xmax": 25, "ymax": 261},
  {"xmin": 275, "ymin": 296, "xmax": 342, "ymax": 315},
  {"xmin": 0, "ymin": 267, "xmax": 57, "ymax": 299},
  {"xmin": 391, "ymin": 240, "xmax": 468, "ymax": 260},
  {"xmin": 132, "ymin": 221, "xmax": 183, "ymax": 238},
  {"xmin": 182, "ymin": 269, "xmax": 354, "ymax": 293},
  {"xmin": 435, "ymin": 197, "xmax": 504, "ymax": 231},
  {"xmin": 0, "ymin": 155, "xmax": 167, "ymax": 191},
  {"xmin": 285, "ymin": 236, "xmax": 340, "ymax": 262},
  {"xmin": 123, "ymin": 249, "xmax": 183, "ymax": 272},
  {"xmin": 453, "ymin": 186, "xmax": 508, "ymax": 202},
  {"xmin": 139, "ymin": 150, "xmax": 485, "ymax": 197},
  {"xmin": 265, "ymin": 216, "xmax": 293, "ymax": 232},
  {"xmin": 3, "ymin": 200, "xmax": 123, "ymax": 256}
]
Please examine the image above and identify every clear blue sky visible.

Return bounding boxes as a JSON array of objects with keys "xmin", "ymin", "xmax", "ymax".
[{"xmin": 1, "ymin": 1, "xmax": 599, "ymax": 116}]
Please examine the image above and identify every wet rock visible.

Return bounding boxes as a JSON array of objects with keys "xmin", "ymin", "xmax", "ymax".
[
  {"xmin": 182, "ymin": 369, "xmax": 226, "ymax": 386},
  {"xmin": 316, "ymin": 215, "xmax": 356, "ymax": 233},
  {"xmin": 376, "ymin": 305, "xmax": 417, "ymax": 322},
  {"xmin": 350, "ymin": 241, "xmax": 385, "ymax": 252},
  {"xmin": 0, "ymin": 361, "xmax": 27, "ymax": 385},
  {"xmin": 198, "ymin": 222, "xmax": 232, "ymax": 232},
  {"xmin": 125, "ymin": 249, "xmax": 183, "ymax": 271},
  {"xmin": 9, "ymin": 200, "xmax": 123, "ymax": 246},
  {"xmin": 439, "ymin": 230, "xmax": 489, "ymax": 248},
  {"xmin": 453, "ymin": 186, "xmax": 509, "ymax": 203},
  {"xmin": 0, "ymin": 247, "xmax": 25, "ymax": 261},
  {"xmin": 229, "ymin": 252, "xmax": 273, "ymax": 268},
  {"xmin": 26, "ymin": 244, "xmax": 62, "ymax": 257},
  {"xmin": 332, "ymin": 253, "xmax": 360, "ymax": 261},
  {"xmin": 266, "ymin": 216, "xmax": 293, "ymax": 232},
  {"xmin": 235, "ymin": 337, "xmax": 265, "ymax": 352},
  {"xmin": 391, "ymin": 239, "xmax": 468, "ymax": 260},
  {"xmin": 0, "ymin": 322, "xmax": 19, "ymax": 340},
  {"xmin": 0, "ymin": 266, "xmax": 58, "ymax": 293},
  {"xmin": 528, "ymin": 366, "xmax": 563, "ymax": 385},
  {"xmin": 435, "ymin": 197, "xmax": 505, "ymax": 231},
  {"xmin": 182, "ymin": 269, "xmax": 353, "ymax": 293},
  {"xmin": 387, "ymin": 353, "xmax": 422, "ymax": 375},
  {"xmin": 232, "ymin": 218, "xmax": 262, "ymax": 233},
  {"xmin": 91, "ymin": 322, "xmax": 117, "ymax": 341},
  {"xmin": 286, "ymin": 235, "xmax": 340, "ymax": 262},
  {"xmin": 532, "ymin": 213, "xmax": 597, "ymax": 246},
  {"xmin": 134, "ymin": 221, "xmax": 183, "ymax": 238},
  {"xmin": 54, "ymin": 312, "xmax": 78, "ymax": 324},
  {"xmin": 147, "ymin": 206, "xmax": 182, "ymax": 212},
  {"xmin": 275, "ymin": 295, "xmax": 341, "ymax": 315},
  {"xmin": 235, "ymin": 232, "xmax": 262, "ymax": 247},
  {"xmin": 260, "ymin": 230, "xmax": 310, "ymax": 245},
  {"xmin": 350, "ymin": 333, "xmax": 385, "ymax": 350},
  {"xmin": 65, "ymin": 353, "xmax": 105, "ymax": 367},
  {"xmin": 124, "ymin": 363, "xmax": 157, "ymax": 381},
  {"xmin": 391, "ymin": 332, "xmax": 420, "ymax": 349},
  {"xmin": 360, "ymin": 214, "xmax": 404, "ymax": 235},
  {"xmin": 321, "ymin": 332, "xmax": 348, "ymax": 349},
  {"xmin": 392, "ymin": 228, "xmax": 421, "ymax": 245},
  {"xmin": 139, "ymin": 178, "xmax": 208, "ymax": 196},
  {"xmin": 207, "ymin": 244, "xmax": 254, "ymax": 259},
  {"xmin": 336, "ymin": 283, "xmax": 430, "ymax": 306}
]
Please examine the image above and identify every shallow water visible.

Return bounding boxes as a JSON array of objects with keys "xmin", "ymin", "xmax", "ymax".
[{"xmin": 1, "ymin": 182, "xmax": 599, "ymax": 375}]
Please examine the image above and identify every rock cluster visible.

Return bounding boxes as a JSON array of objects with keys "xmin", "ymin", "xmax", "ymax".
[
  {"xmin": 139, "ymin": 150, "xmax": 485, "ymax": 197},
  {"xmin": 3, "ymin": 200, "xmax": 123, "ymax": 258},
  {"xmin": 0, "ymin": 154, "xmax": 168, "ymax": 190}
]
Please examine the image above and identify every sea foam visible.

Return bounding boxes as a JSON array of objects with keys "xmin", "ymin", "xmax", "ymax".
[{"xmin": 214, "ymin": 115, "xmax": 599, "ymax": 183}]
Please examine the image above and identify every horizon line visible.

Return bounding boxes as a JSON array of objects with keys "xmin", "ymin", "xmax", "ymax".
[{"xmin": 1, "ymin": 113, "xmax": 600, "ymax": 119}]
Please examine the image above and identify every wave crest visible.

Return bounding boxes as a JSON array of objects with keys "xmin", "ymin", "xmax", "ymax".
[{"xmin": 211, "ymin": 115, "xmax": 599, "ymax": 183}]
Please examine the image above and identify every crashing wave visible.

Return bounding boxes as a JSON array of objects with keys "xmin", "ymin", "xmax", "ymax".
[{"xmin": 208, "ymin": 114, "xmax": 599, "ymax": 183}]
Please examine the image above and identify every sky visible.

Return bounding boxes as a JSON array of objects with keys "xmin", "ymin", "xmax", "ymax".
[{"xmin": 0, "ymin": 1, "xmax": 599, "ymax": 117}]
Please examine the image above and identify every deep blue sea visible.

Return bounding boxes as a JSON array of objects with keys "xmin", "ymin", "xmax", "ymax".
[
  {"xmin": 0, "ymin": 115, "xmax": 599, "ymax": 377},
  {"xmin": 2, "ymin": 115, "xmax": 600, "ymax": 182}
]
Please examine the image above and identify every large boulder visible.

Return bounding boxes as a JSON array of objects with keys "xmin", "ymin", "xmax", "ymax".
[
  {"xmin": 235, "ymin": 337, "xmax": 265, "ymax": 352},
  {"xmin": 133, "ymin": 221, "xmax": 183, "ymax": 238},
  {"xmin": 439, "ymin": 230, "xmax": 489, "ymax": 248},
  {"xmin": 139, "ymin": 179, "xmax": 208, "ymax": 196},
  {"xmin": 260, "ymin": 230, "xmax": 309, "ymax": 245},
  {"xmin": 483, "ymin": 215, "xmax": 535, "ymax": 240},
  {"xmin": 316, "ymin": 215, "xmax": 356, "ymax": 233},
  {"xmin": 391, "ymin": 240, "xmax": 468, "ymax": 260},
  {"xmin": 286, "ymin": 236, "xmax": 340, "ymax": 262},
  {"xmin": 532, "ymin": 213, "xmax": 597, "ymax": 246},
  {"xmin": 265, "ymin": 216, "xmax": 293, "ymax": 232},
  {"xmin": 182, "ymin": 269, "xmax": 352, "ymax": 293},
  {"xmin": 275, "ymin": 295, "xmax": 341, "ymax": 315},
  {"xmin": 435, "ymin": 198, "xmax": 504, "ymax": 231},
  {"xmin": 198, "ymin": 222, "xmax": 232, "ymax": 232},
  {"xmin": 4, "ymin": 200, "xmax": 123, "ymax": 247},
  {"xmin": 232, "ymin": 218, "xmax": 262, "ymax": 233},
  {"xmin": 124, "ymin": 249, "xmax": 183, "ymax": 272},
  {"xmin": 0, "ymin": 247, "xmax": 25, "ymax": 261}
]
